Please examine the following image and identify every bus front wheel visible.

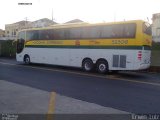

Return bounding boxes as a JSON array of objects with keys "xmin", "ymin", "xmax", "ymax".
[
  {"xmin": 82, "ymin": 59, "xmax": 94, "ymax": 72},
  {"xmin": 96, "ymin": 60, "xmax": 108, "ymax": 74},
  {"xmin": 24, "ymin": 55, "xmax": 30, "ymax": 64}
]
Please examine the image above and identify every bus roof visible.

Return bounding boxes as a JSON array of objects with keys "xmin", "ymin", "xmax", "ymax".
[{"xmin": 19, "ymin": 20, "xmax": 145, "ymax": 32}]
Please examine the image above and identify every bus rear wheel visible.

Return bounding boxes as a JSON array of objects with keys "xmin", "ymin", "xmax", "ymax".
[
  {"xmin": 24, "ymin": 55, "xmax": 30, "ymax": 64},
  {"xmin": 82, "ymin": 59, "xmax": 94, "ymax": 72},
  {"xmin": 96, "ymin": 60, "xmax": 108, "ymax": 74}
]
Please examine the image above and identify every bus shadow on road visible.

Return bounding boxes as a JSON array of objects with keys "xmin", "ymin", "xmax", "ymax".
[
  {"xmin": 22, "ymin": 62, "xmax": 84, "ymax": 72},
  {"xmin": 111, "ymin": 71, "xmax": 147, "ymax": 79},
  {"xmin": 21, "ymin": 62, "xmax": 156, "ymax": 83}
]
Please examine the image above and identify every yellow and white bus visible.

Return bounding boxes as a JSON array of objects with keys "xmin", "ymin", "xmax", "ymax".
[{"xmin": 16, "ymin": 20, "xmax": 152, "ymax": 73}]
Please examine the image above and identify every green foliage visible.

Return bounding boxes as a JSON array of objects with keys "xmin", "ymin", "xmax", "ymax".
[
  {"xmin": 0, "ymin": 40, "xmax": 16, "ymax": 58},
  {"xmin": 152, "ymin": 42, "xmax": 160, "ymax": 50}
]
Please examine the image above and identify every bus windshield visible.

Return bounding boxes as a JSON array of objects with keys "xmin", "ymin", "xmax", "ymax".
[{"xmin": 16, "ymin": 31, "xmax": 25, "ymax": 53}]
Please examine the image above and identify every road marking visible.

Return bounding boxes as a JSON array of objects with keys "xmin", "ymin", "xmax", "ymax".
[
  {"xmin": 47, "ymin": 92, "xmax": 56, "ymax": 120},
  {"xmin": 0, "ymin": 61, "xmax": 15, "ymax": 66},
  {"xmin": 0, "ymin": 61, "xmax": 160, "ymax": 87}
]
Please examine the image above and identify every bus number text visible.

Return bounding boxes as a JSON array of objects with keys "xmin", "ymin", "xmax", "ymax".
[{"xmin": 112, "ymin": 40, "xmax": 128, "ymax": 45}]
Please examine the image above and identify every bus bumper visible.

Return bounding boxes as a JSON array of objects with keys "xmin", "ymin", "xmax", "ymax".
[
  {"xmin": 16, "ymin": 54, "xmax": 24, "ymax": 62},
  {"xmin": 137, "ymin": 63, "xmax": 150, "ymax": 70}
]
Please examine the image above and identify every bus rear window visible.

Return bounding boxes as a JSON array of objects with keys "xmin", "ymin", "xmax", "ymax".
[{"xmin": 143, "ymin": 22, "xmax": 152, "ymax": 35}]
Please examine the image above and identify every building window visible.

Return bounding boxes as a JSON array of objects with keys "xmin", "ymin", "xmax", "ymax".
[{"xmin": 14, "ymin": 31, "xmax": 16, "ymax": 35}]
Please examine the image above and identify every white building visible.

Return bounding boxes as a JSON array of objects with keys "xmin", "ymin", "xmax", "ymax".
[
  {"xmin": 5, "ymin": 18, "xmax": 57, "ymax": 38},
  {"xmin": 30, "ymin": 18, "xmax": 57, "ymax": 28},
  {"xmin": 5, "ymin": 21, "xmax": 31, "ymax": 38},
  {"xmin": 152, "ymin": 13, "xmax": 160, "ymax": 42}
]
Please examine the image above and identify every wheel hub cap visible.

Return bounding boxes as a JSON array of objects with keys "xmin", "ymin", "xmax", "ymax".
[{"xmin": 99, "ymin": 64, "xmax": 106, "ymax": 71}]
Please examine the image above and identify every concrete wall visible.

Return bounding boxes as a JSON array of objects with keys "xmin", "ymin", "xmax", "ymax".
[
  {"xmin": 152, "ymin": 13, "xmax": 160, "ymax": 42},
  {"xmin": 0, "ymin": 29, "xmax": 5, "ymax": 37}
]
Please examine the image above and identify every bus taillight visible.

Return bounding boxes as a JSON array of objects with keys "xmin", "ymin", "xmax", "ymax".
[{"xmin": 138, "ymin": 51, "xmax": 142, "ymax": 60}]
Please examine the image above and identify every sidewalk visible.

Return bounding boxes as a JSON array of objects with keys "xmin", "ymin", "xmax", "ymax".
[{"xmin": 0, "ymin": 80, "xmax": 128, "ymax": 114}]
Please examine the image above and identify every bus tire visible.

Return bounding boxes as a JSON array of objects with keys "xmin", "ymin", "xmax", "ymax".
[
  {"xmin": 24, "ymin": 55, "xmax": 30, "ymax": 64},
  {"xmin": 82, "ymin": 59, "xmax": 94, "ymax": 72},
  {"xmin": 96, "ymin": 60, "xmax": 108, "ymax": 74}
]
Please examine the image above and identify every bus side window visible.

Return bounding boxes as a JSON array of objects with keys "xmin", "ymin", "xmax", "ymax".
[
  {"xmin": 124, "ymin": 23, "xmax": 136, "ymax": 38},
  {"xmin": 48, "ymin": 30, "xmax": 54, "ymax": 40},
  {"xmin": 32, "ymin": 30, "xmax": 39, "ymax": 40},
  {"xmin": 81, "ymin": 26, "xmax": 91, "ymax": 39},
  {"xmin": 64, "ymin": 29, "xmax": 70, "ymax": 40},
  {"xmin": 101, "ymin": 25, "xmax": 112, "ymax": 38},
  {"xmin": 112, "ymin": 24, "xmax": 124, "ymax": 38},
  {"xmin": 26, "ymin": 31, "xmax": 39, "ymax": 40},
  {"xmin": 90, "ymin": 26, "xmax": 101, "ymax": 39},
  {"xmin": 69, "ymin": 27, "xmax": 82, "ymax": 39},
  {"xmin": 101, "ymin": 24, "xmax": 124, "ymax": 38}
]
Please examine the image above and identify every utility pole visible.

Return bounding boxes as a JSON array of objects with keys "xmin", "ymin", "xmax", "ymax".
[
  {"xmin": 24, "ymin": 17, "xmax": 28, "ymax": 29},
  {"xmin": 147, "ymin": 17, "xmax": 150, "ymax": 23},
  {"xmin": 52, "ymin": 9, "xmax": 53, "ymax": 21},
  {"xmin": 114, "ymin": 12, "xmax": 116, "ymax": 22},
  {"xmin": 52, "ymin": 9, "xmax": 56, "ymax": 25}
]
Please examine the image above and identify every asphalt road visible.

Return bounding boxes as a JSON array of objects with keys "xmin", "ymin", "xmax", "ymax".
[{"xmin": 0, "ymin": 58, "xmax": 160, "ymax": 114}]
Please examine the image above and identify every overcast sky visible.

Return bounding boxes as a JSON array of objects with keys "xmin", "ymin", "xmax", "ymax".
[{"xmin": 0, "ymin": 0, "xmax": 160, "ymax": 29}]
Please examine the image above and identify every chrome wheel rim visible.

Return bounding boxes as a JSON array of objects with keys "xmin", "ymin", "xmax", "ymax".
[
  {"xmin": 99, "ymin": 64, "xmax": 106, "ymax": 72},
  {"xmin": 25, "ymin": 57, "xmax": 29, "ymax": 63},
  {"xmin": 85, "ymin": 62, "xmax": 91, "ymax": 71}
]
